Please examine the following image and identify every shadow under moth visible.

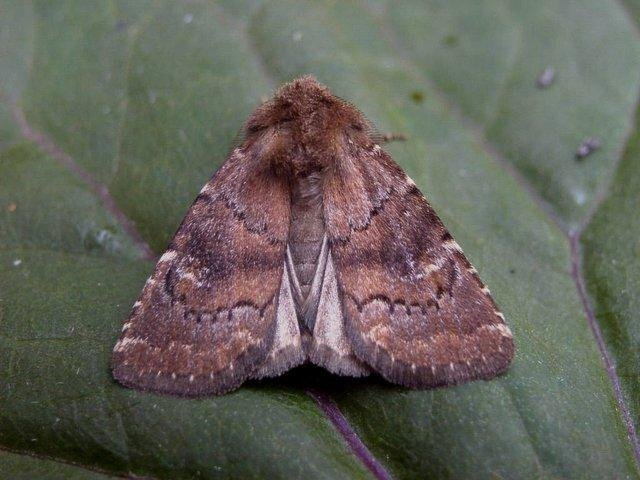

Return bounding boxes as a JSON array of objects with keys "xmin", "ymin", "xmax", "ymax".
[{"xmin": 112, "ymin": 76, "xmax": 514, "ymax": 397}]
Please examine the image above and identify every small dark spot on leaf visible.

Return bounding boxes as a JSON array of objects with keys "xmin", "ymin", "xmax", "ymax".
[
  {"xmin": 410, "ymin": 91, "xmax": 424, "ymax": 103},
  {"xmin": 509, "ymin": 268, "xmax": 516, "ymax": 274},
  {"xmin": 442, "ymin": 35, "xmax": 458, "ymax": 47},
  {"xmin": 575, "ymin": 137, "xmax": 601, "ymax": 160}
]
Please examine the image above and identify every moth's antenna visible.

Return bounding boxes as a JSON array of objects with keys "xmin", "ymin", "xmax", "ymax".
[
  {"xmin": 376, "ymin": 132, "xmax": 407, "ymax": 144},
  {"xmin": 229, "ymin": 122, "xmax": 246, "ymax": 152}
]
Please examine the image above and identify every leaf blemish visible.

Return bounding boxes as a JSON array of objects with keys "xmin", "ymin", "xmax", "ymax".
[
  {"xmin": 410, "ymin": 91, "xmax": 424, "ymax": 103},
  {"xmin": 442, "ymin": 34, "xmax": 458, "ymax": 47}
]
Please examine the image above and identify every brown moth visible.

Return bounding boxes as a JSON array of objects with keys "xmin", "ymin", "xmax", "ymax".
[{"xmin": 112, "ymin": 76, "xmax": 515, "ymax": 397}]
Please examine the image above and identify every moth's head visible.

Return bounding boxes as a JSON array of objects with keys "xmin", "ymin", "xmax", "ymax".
[{"xmin": 244, "ymin": 75, "xmax": 372, "ymax": 176}]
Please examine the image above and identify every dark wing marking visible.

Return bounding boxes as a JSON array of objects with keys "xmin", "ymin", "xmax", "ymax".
[
  {"xmin": 324, "ymin": 143, "xmax": 514, "ymax": 388},
  {"xmin": 112, "ymin": 148, "xmax": 301, "ymax": 397}
]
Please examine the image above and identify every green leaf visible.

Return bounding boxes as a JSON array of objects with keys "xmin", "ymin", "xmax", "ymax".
[
  {"xmin": 1, "ymin": 1, "xmax": 639, "ymax": 479},
  {"xmin": 583, "ymin": 105, "xmax": 640, "ymax": 442},
  {"xmin": 0, "ymin": 450, "xmax": 115, "ymax": 480}
]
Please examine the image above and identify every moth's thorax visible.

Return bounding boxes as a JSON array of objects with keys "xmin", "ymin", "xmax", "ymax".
[{"xmin": 245, "ymin": 76, "xmax": 371, "ymax": 176}]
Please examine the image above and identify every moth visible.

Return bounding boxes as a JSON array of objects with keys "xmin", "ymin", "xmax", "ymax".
[{"xmin": 112, "ymin": 76, "xmax": 514, "ymax": 397}]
